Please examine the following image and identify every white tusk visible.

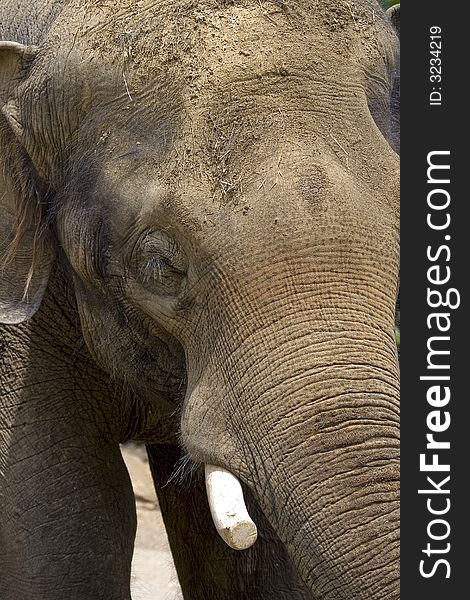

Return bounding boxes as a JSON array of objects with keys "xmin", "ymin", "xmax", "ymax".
[{"xmin": 204, "ymin": 464, "xmax": 258, "ymax": 550}]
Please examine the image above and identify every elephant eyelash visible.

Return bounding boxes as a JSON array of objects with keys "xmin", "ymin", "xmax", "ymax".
[
  {"xmin": 137, "ymin": 254, "xmax": 187, "ymax": 300},
  {"xmin": 143, "ymin": 256, "xmax": 164, "ymax": 282},
  {"xmin": 142, "ymin": 255, "xmax": 183, "ymax": 283},
  {"xmin": 139, "ymin": 231, "xmax": 188, "ymax": 273},
  {"xmin": 129, "ymin": 229, "xmax": 188, "ymax": 295}
]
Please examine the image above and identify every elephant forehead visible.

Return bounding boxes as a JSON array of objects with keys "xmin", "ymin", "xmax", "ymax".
[
  {"xmin": 31, "ymin": 0, "xmax": 396, "ymax": 188},
  {"xmin": 45, "ymin": 0, "xmax": 398, "ymax": 240},
  {"xmin": 41, "ymin": 0, "xmax": 390, "ymax": 117}
]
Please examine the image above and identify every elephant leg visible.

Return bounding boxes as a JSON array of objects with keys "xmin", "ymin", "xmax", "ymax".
[
  {"xmin": 147, "ymin": 444, "xmax": 311, "ymax": 600},
  {"xmin": 0, "ymin": 395, "xmax": 136, "ymax": 600}
]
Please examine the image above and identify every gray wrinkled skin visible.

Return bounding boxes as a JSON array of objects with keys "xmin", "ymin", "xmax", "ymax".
[{"xmin": 0, "ymin": 1, "xmax": 400, "ymax": 599}]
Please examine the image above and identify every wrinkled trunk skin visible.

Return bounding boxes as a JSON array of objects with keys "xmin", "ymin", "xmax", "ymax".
[
  {"xmin": 182, "ymin": 230, "xmax": 400, "ymax": 599},
  {"xmin": 186, "ymin": 332, "xmax": 399, "ymax": 599},
  {"xmin": 251, "ymin": 363, "xmax": 399, "ymax": 600}
]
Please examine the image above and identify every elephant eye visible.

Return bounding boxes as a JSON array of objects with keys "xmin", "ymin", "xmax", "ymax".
[
  {"xmin": 134, "ymin": 231, "xmax": 187, "ymax": 296},
  {"xmin": 141, "ymin": 255, "xmax": 185, "ymax": 289}
]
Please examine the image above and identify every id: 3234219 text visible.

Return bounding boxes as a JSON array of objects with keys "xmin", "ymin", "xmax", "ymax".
[{"xmin": 429, "ymin": 26, "xmax": 443, "ymax": 107}]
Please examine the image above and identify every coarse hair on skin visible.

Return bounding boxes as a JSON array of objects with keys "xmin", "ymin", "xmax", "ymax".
[
  {"xmin": 0, "ymin": 111, "xmax": 54, "ymax": 296},
  {"xmin": 167, "ymin": 448, "xmax": 201, "ymax": 490}
]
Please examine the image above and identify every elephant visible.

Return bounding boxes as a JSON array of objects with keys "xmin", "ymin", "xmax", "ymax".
[{"xmin": 0, "ymin": 1, "xmax": 400, "ymax": 599}]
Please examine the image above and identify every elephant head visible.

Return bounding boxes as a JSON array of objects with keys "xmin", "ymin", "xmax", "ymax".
[{"xmin": 0, "ymin": 1, "xmax": 400, "ymax": 598}]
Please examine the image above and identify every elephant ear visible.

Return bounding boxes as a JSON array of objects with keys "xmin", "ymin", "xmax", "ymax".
[
  {"xmin": 386, "ymin": 4, "xmax": 400, "ymax": 38},
  {"xmin": 0, "ymin": 41, "xmax": 54, "ymax": 324}
]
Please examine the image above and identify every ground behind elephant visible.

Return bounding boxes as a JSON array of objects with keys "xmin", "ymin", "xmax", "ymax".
[{"xmin": 121, "ymin": 444, "xmax": 183, "ymax": 600}]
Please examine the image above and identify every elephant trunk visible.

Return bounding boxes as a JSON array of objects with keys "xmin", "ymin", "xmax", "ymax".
[
  {"xmin": 184, "ymin": 330, "xmax": 399, "ymax": 599},
  {"xmin": 242, "ymin": 360, "xmax": 399, "ymax": 599}
]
